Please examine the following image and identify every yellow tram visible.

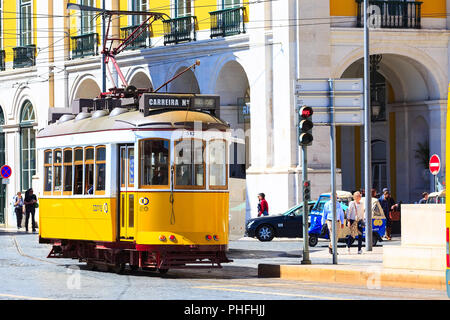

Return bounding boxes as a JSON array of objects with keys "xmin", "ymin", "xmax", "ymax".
[{"xmin": 38, "ymin": 93, "xmax": 232, "ymax": 273}]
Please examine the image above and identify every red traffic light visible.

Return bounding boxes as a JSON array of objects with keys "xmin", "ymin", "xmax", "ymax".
[
  {"xmin": 303, "ymin": 181, "xmax": 310, "ymax": 187},
  {"xmin": 300, "ymin": 106, "xmax": 313, "ymax": 118}
]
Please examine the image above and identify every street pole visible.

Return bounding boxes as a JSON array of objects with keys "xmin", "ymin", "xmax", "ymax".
[
  {"xmin": 101, "ymin": 0, "xmax": 107, "ymax": 93},
  {"xmin": 301, "ymin": 145, "xmax": 311, "ymax": 264},
  {"xmin": 364, "ymin": 0, "xmax": 373, "ymax": 251},
  {"xmin": 329, "ymin": 78, "xmax": 337, "ymax": 264}
]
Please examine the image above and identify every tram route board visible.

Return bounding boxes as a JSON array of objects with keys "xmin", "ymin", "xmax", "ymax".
[{"xmin": 139, "ymin": 93, "xmax": 220, "ymax": 116}]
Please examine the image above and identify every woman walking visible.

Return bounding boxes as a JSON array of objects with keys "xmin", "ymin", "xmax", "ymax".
[
  {"xmin": 13, "ymin": 192, "xmax": 24, "ymax": 230},
  {"xmin": 346, "ymin": 191, "xmax": 365, "ymax": 254}
]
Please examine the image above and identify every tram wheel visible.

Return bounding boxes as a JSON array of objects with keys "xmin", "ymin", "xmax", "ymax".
[
  {"xmin": 112, "ymin": 263, "xmax": 125, "ymax": 274},
  {"xmin": 158, "ymin": 268, "xmax": 169, "ymax": 274},
  {"xmin": 86, "ymin": 261, "xmax": 97, "ymax": 271}
]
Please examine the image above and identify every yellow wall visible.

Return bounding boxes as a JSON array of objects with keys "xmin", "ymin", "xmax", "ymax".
[
  {"xmin": 3, "ymin": 0, "xmax": 17, "ymax": 63},
  {"xmin": 330, "ymin": 0, "xmax": 447, "ymax": 18}
]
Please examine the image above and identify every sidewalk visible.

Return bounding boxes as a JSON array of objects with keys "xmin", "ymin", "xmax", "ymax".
[{"xmin": 258, "ymin": 241, "xmax": 447, "ymax": 291}]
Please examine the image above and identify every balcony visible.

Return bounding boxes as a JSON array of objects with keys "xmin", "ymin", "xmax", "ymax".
[
  {"xmin": 210, "ymin": 7, "xmax": 246, "ymax": 38},
  {"xmin": 70, "ymin": 33, "xmax": 99, "ymax": 59},
  {"xmin": 163, "ymin": 16, "xmax": 197, "ymax": 45},
  {"xmin": 120, "ymin": 24, "xmax": 150, "ymax": 50},
  {"xmin": 356, "ymin": 0, "xmax": 422, "ymax": 29},
  {"xmin": 13, "ymin": 45, "xmax": 36, "ymax": 69},
  {"xmin": 0, "ymin": 50, "xmax": 5, "ymax": 71}
]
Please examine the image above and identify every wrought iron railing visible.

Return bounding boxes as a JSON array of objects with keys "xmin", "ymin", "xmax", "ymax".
[
  {"xmin": 70, "ymin": 33, "xmax": 99, "ymax": 59},
  {"xmin": 13, "ymin": 45, "xmax": 36, "ymax": 69},
  {"xmin": 121, "ymin": 24, "xmax": 150, "ymax": 50},
  {"xmin": 210, "ymin": 7, "xmax": 246, "ymax": 38},
  {"xmin": 356, "ymin": 0, "xmax": 422, "ymax": 29},
  {"xmin": 163, "ymin": 16, "xmax": 197, "ymax": 45},
  {"xmin": 0, "ymin": 50, "xmax": 5, "ymax": 71}
]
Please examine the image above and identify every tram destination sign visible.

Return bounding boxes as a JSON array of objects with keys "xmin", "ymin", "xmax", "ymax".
[{"xmin": 140, "ymin": 93, "xmax": 220, "ymax": 116}]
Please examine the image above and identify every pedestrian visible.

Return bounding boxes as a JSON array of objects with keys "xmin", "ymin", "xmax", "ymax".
[
  {"xmin": 257, "ymin": 193, "xmax": 269, "ymax": 217},
  {"xmin": 418, "ymin": 192, "xmax": 428, "ymax": 204},
  {"xmin": 24, "ymin": 188, "xmax": 38, "ymax": 233},
  {"xmin": 379, "ymin": 188, "xmax": 395, "ymax": 240},
  {"xmin": 321, "ymin": 194, "xmax": 345, "ymax": 255},
  {"xmin": 13, "ymin": 192, "xmax": 24, "ymax": 230},
  {"xmin": 346, "ymin": 191, "xmax": 365, "ymax": 254}
]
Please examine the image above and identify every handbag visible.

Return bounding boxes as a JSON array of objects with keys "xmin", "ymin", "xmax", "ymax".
[
  {"xmin": 389, "ymin": 210, "xmax": 400, "ymax": 221},
  {"xmin": 357, "ymin": 220, "xmax": 365, "ymax": 232},
  {"xmin": 320, "ymin": 223, "xmax": 329, "ymax": 237}
]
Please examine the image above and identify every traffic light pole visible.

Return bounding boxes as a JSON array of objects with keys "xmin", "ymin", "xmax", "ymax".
[
  {"xmin": 301, "ymin": 145, "xmax": 311, "ymax": 265},
  {"xmin": 329, "ymin": 78, "xmax": 338, "ymax": 264}
]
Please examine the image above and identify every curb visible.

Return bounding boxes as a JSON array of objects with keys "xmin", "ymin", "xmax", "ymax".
[{"xmin": 258, "ymin": 264, "xmax": 446, "ymax": 291}]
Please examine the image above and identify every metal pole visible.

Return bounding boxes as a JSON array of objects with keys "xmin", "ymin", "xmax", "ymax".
[
  {"xmin": 364, "ymin": 0, "xmax": 373, "ymax": 251},
  {"xmin": 101, "ymin": 0, "xmax": 107, "ymax": 93},
  {"xmin": 329, "ymin": 78, "xmax": 337, "ymax": 264},
  {"xmin": 301, "ymin": 145, "xmax": 311, "ymax": 264}
]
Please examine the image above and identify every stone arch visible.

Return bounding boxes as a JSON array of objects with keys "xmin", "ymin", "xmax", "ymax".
[
  {"xmin": 126, "ymin": 68, "xmax": 153, "ymax": 91},
  {"xmin": 70, "ymin": 74, "xmax": 101, "ymax": 103},
  {"xmin": 214, "ymin": 59, "xmax": 250, "ymax": 106},
  {"xmin": 13, "ymin": 87, "xmax": 37, "ymax": 124},
  {"xmin": 167, "ymin": 67, "xmax": 200, "ymax": 94},
  {"xmin": 332, "ymin": 45, "xmax": 446, "ymax": 100}
]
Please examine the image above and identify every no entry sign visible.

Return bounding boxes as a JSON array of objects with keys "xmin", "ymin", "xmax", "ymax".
[
  {"xmin": 0, "ymin": 165, "xmax": 11, "ymax": 179},
  {"xmin": 429, "ymin": 154, "xmax": 441, "ymax": 176}
]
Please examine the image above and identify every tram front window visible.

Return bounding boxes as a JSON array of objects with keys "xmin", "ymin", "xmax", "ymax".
[
  {"xmin": 140, "ymin": 139, "xmax": 169, "ymax": 187},
  {"xmin": 175, "ymin": 139, "xmax": 205, "ymax": 188},
  {"xmin": 44, "ymin": 150, "xmax": 52, "ymax": 193}
]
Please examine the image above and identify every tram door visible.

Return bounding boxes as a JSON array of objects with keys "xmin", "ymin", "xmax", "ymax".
[{"xmin": 119, "ymin": 145, "xmax": 135, "ymax": 241}]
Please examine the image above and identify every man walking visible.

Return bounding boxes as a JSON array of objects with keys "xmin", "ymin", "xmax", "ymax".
[
  {"xmin": 379, "ymin": 188, "xmax": 395, "ymax": 240},
  {"xmin": 24, "ymin": 188, "xmax": 38, "ymax": 232},
  {"xmin": 321, "ymin": 194, "xmax": 345, "ymax": 254},
  {"xmin": 13, "ymin": 192, "xmax": 24, "ymax": 230}
]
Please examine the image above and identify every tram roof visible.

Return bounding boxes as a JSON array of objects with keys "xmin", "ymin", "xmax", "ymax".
[{"xmin": 37, "ymin": 109, "xmax": 229, "ymax": 139}]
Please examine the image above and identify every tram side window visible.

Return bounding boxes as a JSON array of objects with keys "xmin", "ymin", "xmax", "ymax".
[
  {"xmin": 44, "ymin": 150, "xmax": 52, "ymax": 193},
  {"xmin": 74, "ymin": 148, "xmax": 83, "ymax": 195},
  {"xmin": 63, "ymin": 149, "xmax": 73, "ymax": 193},
  {"xmin": 175, "ymin": 139, "xmax": 205, "ymax": 188},
  {"xmin": 95, "ymin": 146, "xmax": 106, "ymax": 194},
  {"xmin": 140, "ymin": 139, "xmax": 169, "ymax": 187},
  {"xmin": 209, "ymin": 140, "xmax": 227, "ymax": 188},
  {"xmin": 84, "ymin": 147, "xmax": 94, "ymax": 195},
  {"xmin": 53, "ymin": 149, "xmax": 62, "ymax": 193}
]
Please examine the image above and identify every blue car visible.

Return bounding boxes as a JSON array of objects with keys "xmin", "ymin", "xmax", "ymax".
[{"xmin": 308, "ymin": 193, "xmax": 386, "ymax": 247}]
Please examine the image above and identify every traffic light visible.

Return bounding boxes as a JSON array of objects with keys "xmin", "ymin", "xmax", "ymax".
[
  {"xmin": 298, "ymin": 105, "xmax": 313, "ymax": 146},
  {"xmin": 303, "ymin": 180, "xmax": 311, "ymax": 201}
]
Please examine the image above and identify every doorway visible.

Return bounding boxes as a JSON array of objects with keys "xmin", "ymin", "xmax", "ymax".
[{"xmin": 119, "ymin": 145, "xmax": 135, "ymax": 241}]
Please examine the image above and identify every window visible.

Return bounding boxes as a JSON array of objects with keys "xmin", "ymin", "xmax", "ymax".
[
  {"xmin": 20, "ymin": 100, "xmax": 36, "ymax": 191},
  {"xmin": 74, "ymin": 148, "xmax": 83, "ymax": 194},
  {"xmin": 95, "ymin": 146, "xmax": 106, "ymax": 194},
  {"xmin": 44, "ymin": 150, "xmax": 52, "ymax": 193},
  {"xmin": 132, "ymin": 0, "xmax": 148, "ymax": 25},
  {"xmin": 175, "ymin": 139, "xmax": 205, "ymax": 188},
  {"xmin": 19, "ymin": 0, "xmax": 32, "ymax": 46},
  {"xmin": 223, "ymin": 0, "xmax": 240, "ymax": 9},
  {"xmin": 175, "ymin": 0, "xmax": 192, "ymax": 17},
  {"xmin": 209, "ymin": 140, "xmax": 227, "ymax": 189},
  {"xmin": 80, "ymin": 0, "xmax": 95, "ymax": 34},
  {"xmin": 63, "ymin": 149, "xmax": 73, "ymax": 194},
  {"xmin": 84, "ymin": 147, "xmax": 94, "ymax": 195},
  {"xmin": 53, "ymin": 149, "xmax": 62, "ymax": 193},
  {"xmin": 128, "ymin": 148, "xmax": 135, "ymax": 188},
  {"xmin": 140, "ymin": 139, "xmax": 170, "ymax": 188}
]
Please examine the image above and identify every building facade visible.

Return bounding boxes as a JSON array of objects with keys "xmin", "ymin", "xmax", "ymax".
[{"xmin": 0, "ymin": 0, "xmax": 448, "ymax": 233}]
